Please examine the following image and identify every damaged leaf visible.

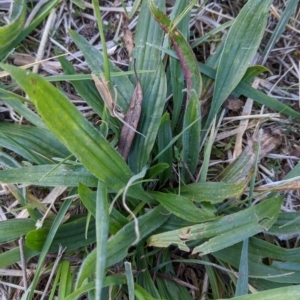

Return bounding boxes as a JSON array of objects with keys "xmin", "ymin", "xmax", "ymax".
[{"xmin": 147, "ymin": 196, "xmax": 283, "ymax": 254}]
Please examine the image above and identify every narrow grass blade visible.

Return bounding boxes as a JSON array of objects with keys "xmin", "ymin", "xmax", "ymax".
[
  {"xmin": 95, "ymin": 181, "xmax": 109, "ymax": 299},
  {"xmin": 58, "ymin": 260, "xmax": 72, "ymax": 299},
  {"xmin": 75, "ymin": 205, "xmax": 169, "ymax": 288},
  {"xmin": 199, "ymin": 62, "xmax": 300, "ymax": 119},
  {"xmin": 2, "ymin": 0, "xmax": 61, "ymax": 59},
  {"xmin": 157, "ymin": 113, "xmax": 172, "ymax": 185},
  {"xmin": 169, "ymin": 0, "xmax": 189, "ymax": 129},
  {"xmin": 149, "ymin": 191, "xmax": 215, "ymax": 223},
  {"xmin": 262, "ymin": 0, "xmax": 299, "ymax": 63},
  {"xmin": 203, "ymin": 0, "xmax": 273, "ymax": 139},
  {"xmin": 25, "ymin": 198, "xmax": 72, "ymax": 300},
  {"xmin": 69, "ymin": 30, "xmax": 134, "ymax": 111},
  {"xmin": 125, "ymin": 262, "xmax": 135, "ymax": 300},
  {"xmin": 0, "ymin": 63, "xmax": 150, "ymax": 201},
  {"xmin": 58, "ymin": 56, "xmax": 105, "ymax": 117},
  {"xmin": 0, "ymin": 164, "xmax": 97, "ymax": 187},
  {"xmin": 235, "ymin": 239, "xmax": 249, "ymax": 297},
  {"xmin": 0, "ymin": 0, "xmax": 26, "ymax": 59},
  {"xmin": 0, "ymin": 89, "xmax": 45, "ymax": 128},
  {"xmin": 181, "ymin": 93, "xmax": 201, "ymax": 182},
  {"xmin": 64, "ymin": 276, "xmax": 126, "ymax": 300}
]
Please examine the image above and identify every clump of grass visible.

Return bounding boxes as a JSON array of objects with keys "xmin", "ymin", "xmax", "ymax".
[{"xmin": 0, "ymin": 0, "xmax": 300, "ymax": 299}]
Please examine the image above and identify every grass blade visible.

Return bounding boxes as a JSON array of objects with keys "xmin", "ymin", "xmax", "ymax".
[
  {"xmin": 202, "ymin": 0, "xmax": 273, "ymax": 140},
  {"xmin": 95, "ymin": 181, "xmax": 109, "ymax": 299}
]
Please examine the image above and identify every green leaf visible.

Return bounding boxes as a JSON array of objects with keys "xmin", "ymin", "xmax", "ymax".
[
  {"xmin": 0, "ymin": 245, "xmax": 39, "ymax": 269},
  {"xmin": 0, "ymin": 123, "xmax": 70, "ymax": 164},
  {"xmin": 0, "ymin": 164, "xmax": 97, "ymax": 187},
  {"xmin": 148, "ymin": 197, "xmax": 283, "ymax": 254},
  {"xmin": 199, "ymin": 62, "xmax": 300, "ymax": 119},
  {"xmin": 172, "ymin": 181, "xmax": 245, "ymax": 204},
  {"xmin": 214, "ymin": 237, "xmax": 300, "ymax": 285},
  {"xmin": 75, "ymin": 205, "xmax": 169, "ymax": 288},
  {"xmin": 0, "ymin": 219, "xmax": 35, "ymax": 243},
  {"xmin": 203, "ymin": 0, "xmax": 273, "ymax": 138},
  {"xmin": 0, "ymin": 0, "xmax": 26, "ymax": 59},
  {"xmin": 69, "ymin": 30, "xmax": 134, "ymax": 112},
  {"xmin": 0, "ymin": 88, "xmax": 45, "ymax": 128},
  {"xmin": 26, "ymin": 199, "xmax": 72, "ymax": 300},
  {"xmin": 181, "ymin": 93, "xmax": 201, "ymax": 182},
  {"xmin": 95, "ymin": 182, "xmax": 109, "ymax": 299},
  {"xmin": 157, "ymin": 113, "xmax": 173, "ymax": 185},
  {"xmin": 219, "ymin": 285, "xmax": 300, "ymax": 300},
  {"xmin": 128, "ymin": 0, "xmax": 167, "ymax": 172},
  {"xmin": 149, "ymin": 191, "xmax": 215, "ymax": 223},
  {"xmin": 0, "ymin": 63, "xmax": 151, "ymax": 202},
  {"xmin": 25, "ymin": 216, "xmax": 96, "ymax": 252}
]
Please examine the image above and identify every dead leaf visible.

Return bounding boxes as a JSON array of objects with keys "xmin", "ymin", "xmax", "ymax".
[
  {"xmin": 122, "ymin": 28, "xmax": 134, "ymax": 56},
  {"xmin": 118, "ymin": 61, "xmax": 143, "ymax": 160}
]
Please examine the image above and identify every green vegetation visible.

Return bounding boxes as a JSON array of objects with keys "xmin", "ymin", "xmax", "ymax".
[{"xmin": 0, "ymin": 0, "xmax": 300, "ymax": 299}]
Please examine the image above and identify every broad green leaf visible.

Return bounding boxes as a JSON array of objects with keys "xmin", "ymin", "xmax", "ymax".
[
  {"xmin": 147, "ymin": 197, "xmax": 283, "ymax": 254},
  {"xmin": 268, "ymin": 212, "xmax": 300, "ymax": 236},
  {"xmin": 172, "ymin": 181, "xmax": 245, "ymax": 204},
  {"xmin": 0, "ymin": 164, "xmax": 97, "ymax": 187},
  {"xmin": 0, "ymin": 123, "xmax": 70, "ymax": 164},
  {"xmin": 25, "ymin": 216, "xmax": 96, "ymax": 252},
  {"xmin": 203, "ymin": 0, "xmax": 273, "ymax": 138},
  {"xmin": 0, "ymin": 0, "xmax": 26, "ymax": 59},
  {"xmin": 0, "ymin": 63, "xmax": 151, "ymax": 202},
  {"xmin": 0, "ymin": 219, "xmax": 35, "ymax": 243},
  {"xmin": 76, "ymin": 205, "xmax": 169, "ymax": 288},
  {"xmin": 149, "ymin": 191, "xmax": 215, "ymax": 223},
  {"xmin": 214, "ymin": 237, "xmax": 300, "ymax": 285},
  {"xmin": 219, "ymin": 285, "xmax": 300, "ymax": 300}
]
